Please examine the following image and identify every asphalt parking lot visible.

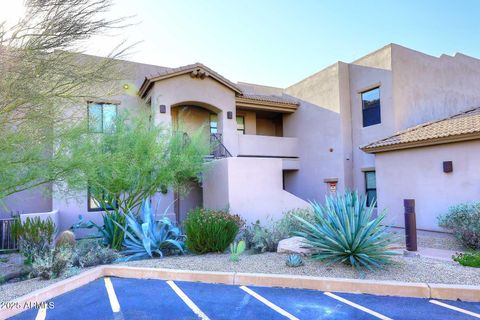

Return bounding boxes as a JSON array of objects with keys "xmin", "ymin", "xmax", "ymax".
[{"xmin": 10, "ymin": 277, "xmax": 480, "ymax": 320}]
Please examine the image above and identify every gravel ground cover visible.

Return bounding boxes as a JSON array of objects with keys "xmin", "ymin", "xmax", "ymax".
[
  {"xmin": 123, "ymin": 252, "xmax": 480, "ymax": 285},
  {"xmin": 1, "ymin": 251, "xmax": 479, "ymax": 303},
  {"xmin": 389, "ymin": 228, "xmax": 466, "ymax": 251}
]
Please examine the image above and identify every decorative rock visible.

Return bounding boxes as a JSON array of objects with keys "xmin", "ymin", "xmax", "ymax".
[
  {"xmin": 277, "ymin": 236, "xmax": 310, "ymax": 255},
  {"xmin": 55, "ymin": 230, "xmax": 76, "ymax": 249}
]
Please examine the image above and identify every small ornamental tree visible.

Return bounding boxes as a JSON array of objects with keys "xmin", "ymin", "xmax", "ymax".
[
  {"xmin": 65, "ymin": 111, "xmax": 210, "ymax": 216},
  {"xmin": 0, "ymin": 0, "xmax": 130, "ymax": 200}
]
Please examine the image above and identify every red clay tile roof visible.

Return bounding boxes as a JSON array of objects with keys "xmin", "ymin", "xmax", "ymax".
[
  {"xmin": 361, "ymin": 107, "xmax": 480, "ymax": 153},
  {"xmin": 238, "ymin": 93, "xmax": 299, "ymax": 105}
]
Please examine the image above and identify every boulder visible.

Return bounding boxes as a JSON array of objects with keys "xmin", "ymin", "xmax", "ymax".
[{"xmin": 277, "ymin": 236, "xmax": 310, "ymax": 255}]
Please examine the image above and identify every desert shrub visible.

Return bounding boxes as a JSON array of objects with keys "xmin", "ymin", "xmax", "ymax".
[
  {"xmin": 12, "ymin": 217, "xmax": 56, "ymax": 265},
  {"xmin": 184, "ymin": 208, "xmax": 244, "ymax": 254},
  {"xmin": 72, "ymin": 239, "xmax": 120, "ymax": 267},
  {"xmin": 244, "ymin": 219, "xmax": 284, "ymax": 253},
  {"xmin": 244, "ymin": 209, "xmax": 316, "ymax": 254},
  {"xmin": 452, "ymin": 252, "xmax": 480, "ymax": 268},
  {"xmin": 31, "ymin": 247, "xmax": 73, "ymax": 280},
  {"xmin": 295, "ymin": 191, "xmax": 395, "ymax": 270},
  {"xmin": 438, "ymin": 202, "xmax": 480, "ymax": 250},
  {"xmin": 276, "ymin": 208, "xmax": 317, "ymax": 237}
]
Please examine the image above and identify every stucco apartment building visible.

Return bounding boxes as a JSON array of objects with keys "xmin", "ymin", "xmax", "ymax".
[{"xmin": 2, "ymin": 43, "xmax": 480, "ymax": 233}]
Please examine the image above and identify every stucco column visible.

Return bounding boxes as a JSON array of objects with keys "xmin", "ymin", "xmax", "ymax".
[{"xmin": 219, "ymin": 109, "xmax": 239, "ymax": 156}]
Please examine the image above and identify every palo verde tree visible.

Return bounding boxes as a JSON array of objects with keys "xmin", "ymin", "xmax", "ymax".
[
  {"xmin": 66, "ymin": 112, "xmax": 210, "ymax": 249},
  {"xmin": 69, "ymin": 111, "xmax": 210, "ymax": 214},
  {"xmin": 0, "ymin": 0, "xmax": 130, "ymax": 201}
]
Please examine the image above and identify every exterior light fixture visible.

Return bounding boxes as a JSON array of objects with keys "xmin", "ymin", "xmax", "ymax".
[
  {"xmin": 443, "ymin": 161, "xmax": 453, "ymax": 173},
  {"xmin": 159, "ymin": 105, "xmax": 166, "ymax": 113},
  {"xmin": 227, "ymin": 111, "xmax": 233, "ymax": 119}
]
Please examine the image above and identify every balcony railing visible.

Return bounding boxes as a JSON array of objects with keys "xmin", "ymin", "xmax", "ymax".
[
  {"xmin": 210, "ymin": 133, "xmax": 232, "ymax": 159},
  {"xmin": 237, "ymin": 134, "xmax": 299, "ymax": 158}
]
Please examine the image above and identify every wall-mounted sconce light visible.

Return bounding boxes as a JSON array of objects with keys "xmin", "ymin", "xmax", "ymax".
[
  {"xmin": 227, "ymin": 111, "xmax": 233, "ymax": 119},
  {"xmin": 443, "ymin": 161, "xmax": 453, "ymax": 173},
  {"xmin": 159, "ymin": 105, "xmax": 166, "ymax": 113}
]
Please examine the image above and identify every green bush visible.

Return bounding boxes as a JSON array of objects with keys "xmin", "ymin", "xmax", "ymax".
[
  {"xmin": 452, "ymin": 252, "xmax": 480, "ymax": 268},
  {"xmin": 276, "ymin": 208, "xmax": 317, "ymax": 237},
  {"xmin": 438, "ymin": 202, "xmax": 480, "ymax": 250},
  {"xmin": 184, "ymin": 208, "xmax": 244, "ymax": 254},
  {"xmin": 12, "ymin": 217, "xmax": 56, "ymax": 265},
  {"xmin": 72, "ymin": 239, "xmax": 120, "ymax": 268},
  {"xmin": 295, "ymin": 191, "xmax": 395, "ymax": 270}
]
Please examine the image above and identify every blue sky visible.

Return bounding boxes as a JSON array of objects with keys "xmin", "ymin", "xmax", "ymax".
[{"xmin": 2, "ymin": 0, "xmax": 480, "ymax": 87}]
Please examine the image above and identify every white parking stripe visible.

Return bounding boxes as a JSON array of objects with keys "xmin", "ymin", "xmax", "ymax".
[
  {"xmin": 430, "ymin": 300, "xmax": 480, "ymax": 318},
  {"xmin": 166, "ymin": 280, "xmax": 211, "ymax": 320},
  {"xmin": 35, "ymin": 305, "xmax": 46, "ymax": 320},
  {"xmin": 104, "ymin": 277, "xmax": 121, "ymax": 313},
  {"xmin": 324, "ymin": 292, "xmax": 392, "ymax": 320},
  {"xmin": 239, "ymin": 286, "xmax": 300, "ymax": 320}
]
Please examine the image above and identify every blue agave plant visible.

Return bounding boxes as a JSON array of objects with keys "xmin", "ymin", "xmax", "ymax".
[
  {"xmin": 115, "ymin": 200, "xmax": 185, "ymax": 261},
  {"xmin": 294, "ymin": 191, "xmax": 396, "ymax": 270}
]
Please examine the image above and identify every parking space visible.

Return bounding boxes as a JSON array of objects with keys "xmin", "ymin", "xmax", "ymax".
[{"xmin": 10, "ymin": 277, "xmax": 480, "ymax": 320}]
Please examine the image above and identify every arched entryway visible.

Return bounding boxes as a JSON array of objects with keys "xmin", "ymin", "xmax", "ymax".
[{"xmin": 170, "ymin": 103, "xmax": 222, "ymax": 223}]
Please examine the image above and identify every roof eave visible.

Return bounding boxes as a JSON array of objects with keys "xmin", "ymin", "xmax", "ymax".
[
  {"xmin": 138, "ymin": 66, "xmax": 242, "ymax": 98},
  {"xmin": 236, "ymin": 97, "xmax": 298, "ymax": 113},
  {"xmin": 361, "ymin": 132, "xmax": 480, "ymax": 153}
]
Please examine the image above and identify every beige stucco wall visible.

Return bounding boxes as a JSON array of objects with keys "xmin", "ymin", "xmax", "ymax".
[
  {"xmin": 1, "ymin": 185, "xmax": 52, "ymax": 218},
  {"xmin": 375, "ymin": 140, "xmax": 480, "ymax": 231},
  {"xmin": 203, "ymin": 157, "xmax": 310, "ymax": 223},
  {"xmin": 284, "ymin": 63, "xmax": 351, "ymax": 202},
  {"xmin": 237, "ymin": 135, "xmax": 298, "ymax": 158},
  {"xmin": 392, "ymin": 45, "xmax": 480, "ymax": 130},
  {"xmin": 348, "ymin": 64, "xmax": 393, "ymax": 198}
]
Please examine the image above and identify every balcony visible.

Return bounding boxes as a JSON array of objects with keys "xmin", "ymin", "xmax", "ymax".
[{"xmin": 237, "ymin": 134, "xmax": 299, "ymax": 158}]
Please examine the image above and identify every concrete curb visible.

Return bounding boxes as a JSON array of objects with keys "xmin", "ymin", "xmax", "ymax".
[{"xmin": 1, "ymin": 266, "xmax": 479, "ymax": 319}]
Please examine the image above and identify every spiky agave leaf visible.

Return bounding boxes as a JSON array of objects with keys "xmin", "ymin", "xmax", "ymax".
[
  {"xmin": 114, "ymin": 199, "xmax": 185, "ymax": 262},
  {"xmin": 294, "ymin": 191, "xmax": 396, "ymax": 270}
]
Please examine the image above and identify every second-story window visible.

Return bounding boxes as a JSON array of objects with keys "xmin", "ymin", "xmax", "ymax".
[
  {"xmin": 88, "ymin": 102, "xmax": 117, "ymax": 133},
  {"xmin": 236, "ymin": 116, "xmax": 245, "ymax": 134},
  {"xmin": 361, "ymin": 87, "xmax": 381, "ymax": 127}
]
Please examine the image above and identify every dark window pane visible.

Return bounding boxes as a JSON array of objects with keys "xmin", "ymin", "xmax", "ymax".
[
  {"xmin": 366, "ymin": 190, "xmax": 377, "ymax": 207},
  {"xmin": 88, "ymin": 103, "xmax": 103, "ymax": 133},
  {"xmin": 102, "ymin": 104, "xmax": 117, "ymax": 133},
  {"xmin": 236, "ymin": 116, "xmax": 245, "ymax": 134},
  {"xmin": 362, "ymin": 87, "xmax": 381, "ymax": 127},
  {"xmin": 365, "ymin": 171, "xmax": 377, "ymax": 207}
]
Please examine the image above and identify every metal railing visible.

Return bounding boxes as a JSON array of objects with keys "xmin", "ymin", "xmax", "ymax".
[
  {"xmin": 0, "ymin": 218, "xmax": 18, "ymax": 251},
  {"xmin": 210, "ymin": 133, "xmax": 232, "ymax": 159}
]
